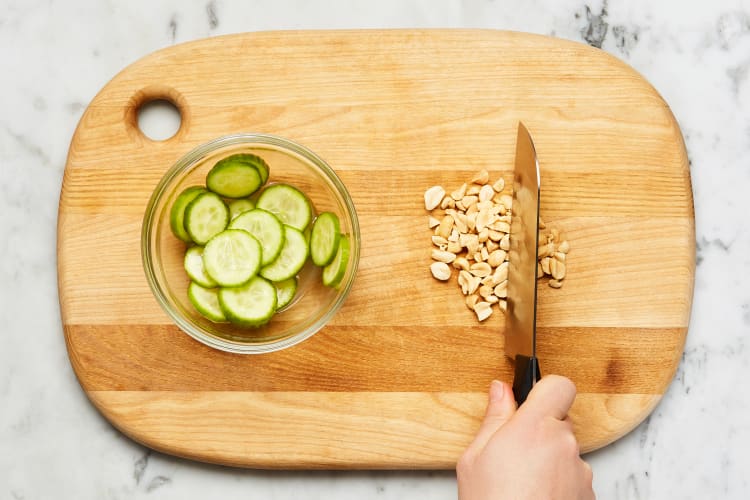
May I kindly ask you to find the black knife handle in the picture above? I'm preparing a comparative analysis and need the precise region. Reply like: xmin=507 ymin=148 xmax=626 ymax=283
xmin=512 ymin=355 xmax=541 ymax=405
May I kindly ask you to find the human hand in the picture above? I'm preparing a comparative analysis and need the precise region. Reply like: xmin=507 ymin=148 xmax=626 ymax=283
xmin=457 ymin=375 xmax=594 ymax=500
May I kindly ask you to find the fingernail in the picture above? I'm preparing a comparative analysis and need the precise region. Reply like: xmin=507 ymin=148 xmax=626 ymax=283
xmin=489 ymin=380 xmax=505 ymax=402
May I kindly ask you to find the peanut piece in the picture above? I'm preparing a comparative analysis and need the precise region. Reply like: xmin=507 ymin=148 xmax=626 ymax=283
xmin=479 ymin=184 xmax=495 ymax=202
xmin=466 ymin=294 xmax=479 ymax=310
xmin=475 ymin=209 xmax=493 ymax=232
xmin=500 ymin=234 xmax=510 ymax=251
xmin=467 ymin=275 xmax=481 ymax=294
xmin=470 ymin=169 xmax=489 ymax=185
xmin=493 ymin=261 xmax=509 ymax=283
xmin=430 ymin=262 xmax=451 ymax=281
xmin=490 ymin=221 xmax=511 ymax=234
xmin=552 ymin=261 xmax=566 ymax=280
xmin=487 ymin=249 xmax=505 ymax=267
xmin=558 ymin=240 xmax=570 ymax=254
xmin=492 ymin=177 xmax=505 ymax=192
xmin=470 ymin=262 xmax=492 ymax=278
xmin=500 ymin=194 xmax=513 ymax=212
xmin=458 ymin=270 xmax=470 ymax=294
xmin=549 ymin=279 xmax=563 ymax=289
xmin=428 ymin=216 xmax=440 ymax=229
xmin=452 ymin=212 xmax=469 ymax=233
xmin=436 ymin=215 xmax=454 ymax=239
xmin=538 ymin=243 xmax=552 ymax=259
xmin=453 ymin=257 xmax=470 ymax=271
xmin=447 ymin=240 xmax=462 ymax=254
xmin=474 ymin=301 xmax=493 ymax=321
xmin=432 ymin=249 xmax=456 ymax=264
xmin=488 ymin=230 xmax=503 ymax=242
xmin=481 ymin=275 xmax=497 ymax=287
xmin=549 ymin=257 xmax=558 ymax=278
xmin=541 ymin=257 xmax=551 ymax=275
xmin=424 ymin=186 xmax=445 ymax=211
xmin=494 ymin=280 xmax=508 ymax=298
xmin=440 ymin=196 xmax=455 ymax=209
xmin=451 ymin=183 xmax=468 ymax=201
xmin=461 ymin=195 xmax=478 ymax=209
xmin=432 ymin=235 xmax=448 ymax=247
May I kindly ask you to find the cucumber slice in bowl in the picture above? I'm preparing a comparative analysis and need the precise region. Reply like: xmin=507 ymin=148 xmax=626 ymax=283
xmin=206 ymin=155 xmax=263 ymax=198
xmin=188 ymin=282 xmax=227 ymax=323
xmin=202 ymin=229 xmax=262 ymax=287
xmin=260 ymin=225 xmax=309 ymax=282
xmin=229 ymin=208 xmax=285 ymax=266
xmin=273 ymin=277 xmax=298 ymax=311
xmin=184 ymin=246 xmax=217 ymax=288
xmin=238 ymin=153 xmax=270 ymax=184
xmin=309 ymin=212 xmax=341 ymax=266
xmin=216 ymin=153 xmax=270 ymax=185
xmin=170 ymin=186 xmax=205 ymax=242
xmin=256 ymin=183 xmax=313 ymax=231
xmin=184 ymin=192 xmax=229 ymax=245
xmin=219 ymin=276 xmax=277 ymax=327
xmin=228 ymin=198 xmax=255 ymax=220
xmin=322 ymin=234 xmax=350 ymax=288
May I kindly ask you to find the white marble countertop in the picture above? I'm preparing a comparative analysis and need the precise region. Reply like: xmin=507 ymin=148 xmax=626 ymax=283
xmin=2 ymin=0 xmax=748 ymax=498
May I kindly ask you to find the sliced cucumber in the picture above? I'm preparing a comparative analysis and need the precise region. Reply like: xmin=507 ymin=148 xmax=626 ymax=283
xmin=260 ymin=225 xmax=309 ymax=282
xmin=184 ymin=246 xmax=217 ymax=288
xmin=169 ymin=186 xmax=205 ymax=242
xmin=240 ymin=153 xmax=270 ymax=184
xmin=322 ymin=234 xmax=350 ymax=288
xmin=228 ymin=198 xmax=255 ymax=220
xmin=188 ymin=282 xmax=226 ymax=323
xmin=274 ymin=277 xmax=298 ymax=310
xmin=309 ymin=212 xmax=341 ymax=266
xmin=229 ymin=208 xmax=285 ymax=266
xmin=217 ymin=153 xmax=270 ymax=185
xmin=219 ymin=276 xmax=277 ymax=327
xmin=184 ymin=192 xmax=229 ymax=245
xmin=256 ymin=183 xmax=313 ymax=231
xmin=202 ymin=229 xmax=261 ymax=287
xmin=206 ymin=155 xmax=263 ymax=198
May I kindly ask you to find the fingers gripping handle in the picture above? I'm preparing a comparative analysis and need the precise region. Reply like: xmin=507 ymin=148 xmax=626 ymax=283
xmin=512 ymin=355 xmax=541 ymax=405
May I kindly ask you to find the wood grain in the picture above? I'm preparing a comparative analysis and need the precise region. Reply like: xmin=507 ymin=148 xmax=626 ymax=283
xmin=87 ymin=391 xmax=660 ymax=468
xmin=58 ymin=30 xmax=694 ymax=469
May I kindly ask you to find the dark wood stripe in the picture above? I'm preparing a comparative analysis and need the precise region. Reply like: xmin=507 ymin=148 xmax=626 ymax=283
xmin=67 ymin=324 xmax=685 ymax=394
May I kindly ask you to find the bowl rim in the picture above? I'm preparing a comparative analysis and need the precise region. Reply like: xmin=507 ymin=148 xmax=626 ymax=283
xmin=141 ymin=133 xmax=360 ymax=354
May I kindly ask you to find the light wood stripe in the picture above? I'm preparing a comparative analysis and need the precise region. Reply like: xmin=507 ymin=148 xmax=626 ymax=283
xmin=59 ymin=214 xmax=693 ymax=327
xmin=87 ymin=390 xmax=661 ymax=468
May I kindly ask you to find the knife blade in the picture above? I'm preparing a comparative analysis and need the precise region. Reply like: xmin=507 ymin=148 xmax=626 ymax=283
xmin=505 ymin=122 xmax=542 ymax=405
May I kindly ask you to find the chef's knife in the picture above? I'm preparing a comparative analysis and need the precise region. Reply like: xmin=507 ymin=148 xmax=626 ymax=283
xmin=505 ymin=122 xmax=542 ymax=405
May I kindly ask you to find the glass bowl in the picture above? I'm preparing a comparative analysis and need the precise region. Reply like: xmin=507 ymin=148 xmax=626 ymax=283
xmin=142 ymin=134 xmax=360 ymax=353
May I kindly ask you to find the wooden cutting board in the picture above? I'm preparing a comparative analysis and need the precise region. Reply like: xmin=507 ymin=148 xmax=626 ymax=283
xmin=57 ymin=30 xmax=694 ymax=469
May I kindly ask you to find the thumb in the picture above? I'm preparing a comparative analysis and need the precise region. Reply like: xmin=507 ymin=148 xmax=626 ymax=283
xmin=470 ymin=380 xmax=517 ymax=452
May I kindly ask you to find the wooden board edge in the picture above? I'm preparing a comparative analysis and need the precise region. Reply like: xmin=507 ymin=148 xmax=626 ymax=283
xmin=87 ymin=390 xmax=662 ymax=469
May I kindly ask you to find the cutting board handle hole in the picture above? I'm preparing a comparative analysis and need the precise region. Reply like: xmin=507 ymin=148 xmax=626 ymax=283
xmin=136 ymin=98 xmax=182 ymax=141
